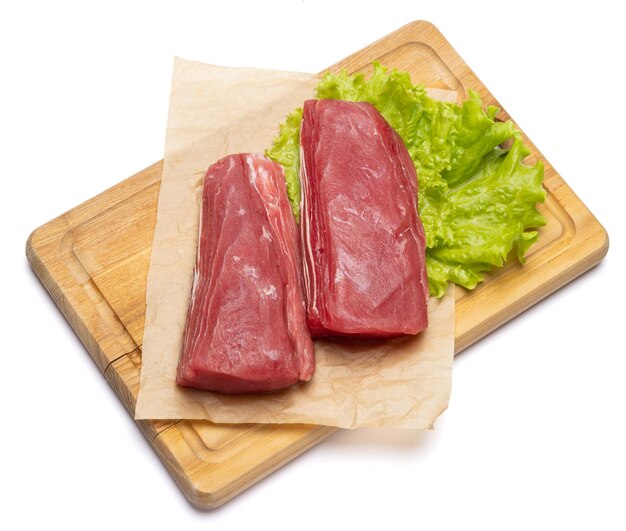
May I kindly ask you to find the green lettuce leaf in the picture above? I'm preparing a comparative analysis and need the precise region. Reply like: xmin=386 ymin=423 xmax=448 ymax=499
xmin=266 ymin=107 xmax=303 ymax=219
xmin=266 ymin=62 xmax=546 ymax=296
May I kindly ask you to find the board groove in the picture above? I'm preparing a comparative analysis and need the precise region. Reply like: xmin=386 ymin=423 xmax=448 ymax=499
xmin=27 ymin=21 xmax=608 ymax=509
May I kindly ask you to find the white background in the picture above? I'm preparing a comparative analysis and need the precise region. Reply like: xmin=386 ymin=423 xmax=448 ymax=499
xmin=2 ymin=1 xmax=625 ymax=529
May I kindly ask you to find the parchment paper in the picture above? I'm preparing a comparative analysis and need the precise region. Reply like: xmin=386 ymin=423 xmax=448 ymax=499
xmin=134 ymin=57 xmax=456 ymax=429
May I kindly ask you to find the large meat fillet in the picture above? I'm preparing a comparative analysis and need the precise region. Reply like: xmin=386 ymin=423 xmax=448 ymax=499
xmin=177 ymin=154 xmax=315 ymax=394
xmin=300 ymin=99 xmax=429 ymax=338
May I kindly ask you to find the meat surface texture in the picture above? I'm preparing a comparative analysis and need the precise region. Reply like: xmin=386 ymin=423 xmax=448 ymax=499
xmin=177 ymin=154 xmax=315 ymax=394
xmin=300 ymin=99 xmax=429 ymax=338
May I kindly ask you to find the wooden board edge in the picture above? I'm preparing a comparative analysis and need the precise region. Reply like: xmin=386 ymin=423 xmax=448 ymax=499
xmin=152 ymin=423 xmax=335 ymax=509
xmin=325 ymin=20 xmax=442 ymax=73
xmin=25 ymin=161 xmax=163 ymax=372
xmin=104 ymin=354 xmax=176 ymax=441
xmin=26 ymin=228 xmax=111 ymax=372
xmin=456 ymin=221 xmax=608 ymax=353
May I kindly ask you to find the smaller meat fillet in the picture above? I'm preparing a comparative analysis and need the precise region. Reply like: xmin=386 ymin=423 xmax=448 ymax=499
xmin=177 ymin=154 xmax=315 ymax=394
xmin=300 ymin=99 xmax=429 ymax=338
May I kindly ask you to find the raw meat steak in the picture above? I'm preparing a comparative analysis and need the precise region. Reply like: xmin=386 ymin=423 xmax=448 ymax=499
xmin=299 ymin=99 xmax=429 ymax=338
xmin=177 ymin=154 xmax=314 ymax=394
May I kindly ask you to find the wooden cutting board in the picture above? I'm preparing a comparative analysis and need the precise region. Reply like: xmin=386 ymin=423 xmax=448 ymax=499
xmin=26 ymin=21 xmax=608 ymax=509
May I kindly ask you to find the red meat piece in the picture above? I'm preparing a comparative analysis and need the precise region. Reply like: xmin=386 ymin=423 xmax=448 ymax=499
xmin=177 ymin=154 xmax=314 ymax=393
xmin=300 ymin=99 xmax=429 ymax=338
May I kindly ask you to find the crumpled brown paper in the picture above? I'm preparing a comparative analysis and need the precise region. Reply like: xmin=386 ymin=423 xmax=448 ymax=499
xmin=134 ymin=57 xmax=456 ymax=429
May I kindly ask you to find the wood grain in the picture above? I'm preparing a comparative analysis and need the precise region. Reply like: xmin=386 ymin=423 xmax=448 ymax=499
xmin=26 ymin=20 xmax=608 ymax=509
